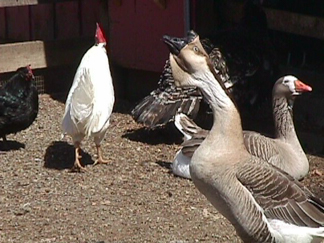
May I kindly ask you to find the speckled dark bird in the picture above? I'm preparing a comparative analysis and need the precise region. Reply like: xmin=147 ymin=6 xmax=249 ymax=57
xmin=0 ymin=65 xmax=38 ymax=141
xmin=131 ymin=0 xmax=278 ymax=129
xmin=131 ymin=37 xmax=233 ymax=129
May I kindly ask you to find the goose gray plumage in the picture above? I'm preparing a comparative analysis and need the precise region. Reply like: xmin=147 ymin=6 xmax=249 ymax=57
xmin=172 ymin=75 xmax=312 ymax=180
xmin=164 ymin=30 xmax=324 ymax=243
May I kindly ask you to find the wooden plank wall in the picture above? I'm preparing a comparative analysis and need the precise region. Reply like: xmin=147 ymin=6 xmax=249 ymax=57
xmin=0 ymin=0 xmax=105 ymax=73
xmin=0 ymin=8 xmax=5 ymax=41
xmin=108 ymin=0 xmax=187 ymax=72
xmin=6 ymin=6 xmax=31 ymax=41
xmin=30 ymin=4 xmax=54 ymax=40
xmin=0 ymin=0 xmax=103 ymax=41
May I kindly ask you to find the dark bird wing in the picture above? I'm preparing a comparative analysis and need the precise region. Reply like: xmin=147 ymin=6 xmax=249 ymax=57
xmin=0 ymin=91 xmax=21 ymax=117
xmin=131 ymin=59 xmax=202 ymax=129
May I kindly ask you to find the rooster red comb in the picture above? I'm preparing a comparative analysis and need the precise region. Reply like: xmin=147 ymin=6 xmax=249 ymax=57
xmin=95 ymin=23 xmax=106 ymax=44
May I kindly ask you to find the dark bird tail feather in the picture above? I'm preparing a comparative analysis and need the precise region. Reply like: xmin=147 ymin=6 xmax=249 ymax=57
xmin=131 ymin=90 xmax=201 ymax=129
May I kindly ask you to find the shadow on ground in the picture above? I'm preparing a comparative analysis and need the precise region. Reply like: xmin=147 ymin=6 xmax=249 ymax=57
xmin=122 ymin=125 xmax=183 ymax=145
xmin=155 ymin=160 xmax=172 ymax=170
xmin=44 ymin=141 xmax=93 ymax=170
xmin=0 ymin=140 xmax=25 ymax=151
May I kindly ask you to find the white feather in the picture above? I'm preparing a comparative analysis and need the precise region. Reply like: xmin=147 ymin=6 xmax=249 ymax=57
xmin=172 ymin=150 xmax=191 ymax=179
xmin=269 ymin=219 xmax=324 ymax=243
xmin=174 ymin=113 xmax=192 ymax=140
xmin=62 ymin=43 xmax=115 ymax=144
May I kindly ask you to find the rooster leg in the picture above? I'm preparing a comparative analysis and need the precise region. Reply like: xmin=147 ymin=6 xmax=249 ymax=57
xmin=93 ymin=145 xmax=109 ymax=165
xmin=71 ymin=142 xmax=86 ymax=172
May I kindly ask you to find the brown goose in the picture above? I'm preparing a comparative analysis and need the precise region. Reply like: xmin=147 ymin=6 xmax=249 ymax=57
xmin=172 ymin=75 xmax=312 ymax=180
xmin=164 ymin=31 xmax=324 ymax=243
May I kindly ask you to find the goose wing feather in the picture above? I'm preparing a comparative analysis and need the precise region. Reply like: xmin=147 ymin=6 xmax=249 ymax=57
xmin=181 ymin=137 xmax=205 ymax=158
xmin=243 ymin=131 xmax=280 ymax=163
xmin=236 ymin=160 xmax=324 ymax=228
xmin=175 ymin=113 xmax=209 ymax=140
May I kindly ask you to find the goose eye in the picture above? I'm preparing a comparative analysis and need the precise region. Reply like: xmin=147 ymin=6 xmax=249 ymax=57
xmin=193 ymin=46 xmax=199 ymax=52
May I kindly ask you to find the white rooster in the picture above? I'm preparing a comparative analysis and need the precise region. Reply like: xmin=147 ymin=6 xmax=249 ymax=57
xmin=62 ymin=23 xmax=115 ymax=171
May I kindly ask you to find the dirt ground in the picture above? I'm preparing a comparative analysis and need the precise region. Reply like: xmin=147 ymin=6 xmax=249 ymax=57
xmin=1 ymin=94 xmax=323 ymax=243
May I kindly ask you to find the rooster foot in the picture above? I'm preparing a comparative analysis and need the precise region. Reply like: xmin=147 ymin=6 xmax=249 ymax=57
xmin=70 ymin=156 xmax=87 ymax=172
xmin=93 ymin=145 xmax=110 ymax=166
xmin=70 ymin=145 xmax=86 ymax=172
xmin=70 ymin=163 xmax=87 ymax=173
xmin=93 ymin=158 xmax=110 ymax=166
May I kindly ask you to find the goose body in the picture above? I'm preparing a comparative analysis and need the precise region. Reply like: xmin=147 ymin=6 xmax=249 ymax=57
xmin=172 ymin=76 xmax=311 ymax=180
xmin=164 ymin=30 xmax=324 ymax=242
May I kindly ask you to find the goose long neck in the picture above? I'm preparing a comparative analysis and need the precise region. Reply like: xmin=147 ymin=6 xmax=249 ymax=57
xmin=195 ymin=71 xmax=245 ymax=149
xmin=272 ymin=95 xmax=296 ymax=140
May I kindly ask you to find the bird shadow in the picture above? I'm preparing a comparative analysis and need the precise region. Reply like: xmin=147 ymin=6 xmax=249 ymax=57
xmin=155 ymin=160 xmax=172 ymax=170
xmin=44 ymin=141 xmax=93 ymax=170
xmin=0 ymin=140 xmax=25 ymax=152
xmin=122 ymin=125 xmax=183 ymax=145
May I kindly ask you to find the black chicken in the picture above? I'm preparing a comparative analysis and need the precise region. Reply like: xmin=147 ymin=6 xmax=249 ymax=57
xmin=131 ymin=0 xmax=278 ymax=129
xmin=0 ymin=65 xmax=39 ymax=142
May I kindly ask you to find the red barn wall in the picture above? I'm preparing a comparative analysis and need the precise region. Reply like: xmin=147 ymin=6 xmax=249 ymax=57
xmin=108 ymin=0 xmax=187 ymax=73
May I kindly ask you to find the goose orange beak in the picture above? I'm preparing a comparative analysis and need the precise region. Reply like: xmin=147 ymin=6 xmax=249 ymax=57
xmin=295 ymin=80 xmax=312 ymax=93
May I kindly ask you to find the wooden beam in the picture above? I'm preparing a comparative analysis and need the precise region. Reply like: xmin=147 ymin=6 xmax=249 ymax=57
xmin=265 ymin=8 xmax=324 ymax=40
xmin=0 ymin=38 xmax=92 ymax=73
xmin=0 ymin=0 xmax=78 ymax=8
